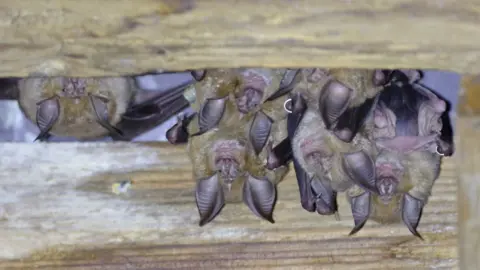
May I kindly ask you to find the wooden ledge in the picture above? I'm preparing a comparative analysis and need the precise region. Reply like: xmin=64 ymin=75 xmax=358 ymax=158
xmin=1 ymin=1 xmax=480 ymax=76
xmin=0 ymin=141 xmax=458 ymax=269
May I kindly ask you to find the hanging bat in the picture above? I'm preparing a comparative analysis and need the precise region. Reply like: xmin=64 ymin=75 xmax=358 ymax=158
xmin=344 ymin=70 xmax=454 ymax=238
xmin=287 ymin=68 xmax=387 ymax=215
xmin=177 ymin=68 xmax=294 ymax=226
xmin=17 ymin=74 xmax=194 ymax=142
xmin=166 ymin=68 xmax=300 ymax=144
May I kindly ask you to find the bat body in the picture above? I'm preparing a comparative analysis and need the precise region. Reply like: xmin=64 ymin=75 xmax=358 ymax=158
xmin=171 ymin=68 xmax=294 ymax=226
xmin=287 ymin=68 xmax=386 ymax=215
xmin=345 ymin=70 xmax=454 ymax=238
xmin=18 ymin=77 xmax=136 ymax=141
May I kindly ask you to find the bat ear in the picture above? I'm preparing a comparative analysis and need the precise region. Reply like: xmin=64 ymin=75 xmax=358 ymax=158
xmin=319 ymin=80 xmax=352 ymax=130
xmin=166 ymin=113 xmax=195 ymax=145
xmin=190 ymin=70 xmax=206 ymax=81
xmin=348 ymin=191 xmax=371 ymax=236
xmin=243 ymin=174 xmax=277 ymax=223
xmin=310 ymin=177 xmax=338 ymax=215
xmin=333 ymin=95 xmax=379 ymax=143
xmin=401 ymin=193 xmax=424 ymax=240
xmin=195 ymin=96 xmax=228 ymax=135
xmin=195 ymin=174 xmax=225 ymax=226
xmin=35 ymin=95 xmax=60 ymax=142
xmin=249 ymin=110 xmax=273 ymax=155
xmin=88 ymin=94 xmax=125 ymax=138
xmin=342 ymin=151 xmax=378 ymax=194
xmin=266 ymin=69 xmax=302 ymax=101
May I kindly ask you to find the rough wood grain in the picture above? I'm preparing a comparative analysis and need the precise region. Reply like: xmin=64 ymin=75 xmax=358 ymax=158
xmin=457 ymin=118 xmax=480 ymax=270
xmin=458 ymin=75 xmax=480 ymax=116
xmin=0 ymin=142 xmax=458 ymax=269
xmin=1 ymin=1 xmax=480 ymax=76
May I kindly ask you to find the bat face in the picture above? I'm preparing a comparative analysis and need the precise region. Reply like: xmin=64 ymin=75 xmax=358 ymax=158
xmin=18 ymin=77 xmax=134 ymax=140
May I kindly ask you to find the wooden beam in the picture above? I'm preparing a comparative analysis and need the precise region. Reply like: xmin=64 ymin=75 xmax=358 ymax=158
xmin=457 ymin=117 xmax=480 ymax=270
xmin=0 ymin=142 xmax=457 ymax=269
xmin=1 ymin=1 xmax=480 ymax=76
xmin=459 ymin=75 xmax=480 ymax=116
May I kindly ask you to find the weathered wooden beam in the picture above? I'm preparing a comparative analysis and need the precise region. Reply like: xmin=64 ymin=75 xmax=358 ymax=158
xmin=457 ymin=117 xmax=480 ymax=270
xmin=0 ymin=142 xmax=457 ymax=269
xmin=1 ymin=1 xmax=480 ymax=77
xmin=459 ymin=75 xmax=480 ymax=116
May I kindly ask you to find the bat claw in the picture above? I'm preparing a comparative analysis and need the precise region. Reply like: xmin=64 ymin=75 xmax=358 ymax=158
xmin=402 ymin=193 xmax=424 ymax=240
xmin=348 ymin=191 xmax=371 ymax=236
xmin=342 ymin=151 xmax=378 ymax=194
xmin=195 ymin=174 xmax=225 ymax=226
xmin=243 ymin=174 xmax=277 ymax=223
xmin=249 ymin=111 xmax=273 ymax=155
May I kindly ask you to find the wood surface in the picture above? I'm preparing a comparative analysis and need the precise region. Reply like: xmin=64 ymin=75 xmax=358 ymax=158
xmin=0 ymin=141 xmax=458 ymax=269
xmin=1 ymin=1 xmax=480 ymax=77
xmin=459 ymin=75 xmax=480 ymax=116
xmin=457 ymin=117 xmax=480 ymax=270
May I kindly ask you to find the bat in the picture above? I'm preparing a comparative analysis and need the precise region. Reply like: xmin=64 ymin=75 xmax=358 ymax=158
xmin=287 ymin=68 xmax=387 ymax=215
xmin=16 ymin=74 xmax=194 ymax=142
xmin=344 ymin=70 xmax=454 ymax=238
xmin=175 ymin=68 xmax=294 ymax=226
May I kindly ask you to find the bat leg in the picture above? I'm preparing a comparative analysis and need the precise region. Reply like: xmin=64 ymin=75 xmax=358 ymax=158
xmin=195 ymin=174 xmax=225 ymax=226
xmin=249 ymin=110 xmax=273 ymax=155
xmin=266 ymin=138 xmax=292 ymax=170
xmin=319 ymin=80 xmax=352 ymax=130
xmin=193 ymin=96 xmax=228 ymax=136
xmin=333 ymin=95 xmax=379 ymax=143
xmin=243 ymin=173 xmax=277 ymax=223
xmin=166 ymin=113 xmax=196 ymax=144
xmin=342 ymin=151 xmax=378 ymax=194
xmin=88 ymin=94 xmax=125 ymax=139
xmin=310 ymin=177 xmax=338 ymax=215
xmin=34 ymin=96 xmax=60 ymax=142
xmin=401 ymin=193 xmax=425 ymax=240
xmin=266 ymin=69 xmax=302 ymax=101
xmin=349 ymin=191 xmax=371 ymax=236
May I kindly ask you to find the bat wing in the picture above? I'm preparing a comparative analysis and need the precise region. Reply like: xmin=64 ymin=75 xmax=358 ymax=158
xmin=348 ymin=191 xmax=371 ymax=236
xmin=242 ymin=174 xmax=277 ymax=223
xmin=114 ymin=83 xmax=192 ymax=141
xmin=34 ymin=96 xmax=60 ymax=142
xmin=88 ymin=93 xmax=125 ymax=139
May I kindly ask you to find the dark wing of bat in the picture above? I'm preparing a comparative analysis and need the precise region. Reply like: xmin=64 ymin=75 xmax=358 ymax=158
xmin=113 ymin=82 xmax=192 ymax=141
xmin=0 ymin=78 xmax=20 ymax=100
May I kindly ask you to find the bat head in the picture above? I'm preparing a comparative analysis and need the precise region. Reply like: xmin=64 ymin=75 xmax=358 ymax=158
xmin=210 ymin=139 xmax=247 ymax=186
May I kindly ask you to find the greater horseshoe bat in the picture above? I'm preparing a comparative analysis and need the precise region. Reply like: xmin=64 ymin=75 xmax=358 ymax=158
xmin=287 ymin=68 xmax=386 ymax=215
xmin=17 ymin=76 xmax=135 ymax=141
xmin=17 ymin=74 xmax=193 ymax=142
xmin=344 ymin=70 xmax=454 ymax=238
xmin=175 ymin=68 xmax=293 ymax=225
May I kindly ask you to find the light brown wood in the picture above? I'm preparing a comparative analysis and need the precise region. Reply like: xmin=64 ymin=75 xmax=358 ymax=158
xmin=0 ymin=142 xmax=458 ymax=269
xmin=459 ymin=75 xmax=480 ymax=116
xmin=457 ymin=117 xmax=480 ymax=270
xmin=1 ymin=1 xmax=480 ymax=77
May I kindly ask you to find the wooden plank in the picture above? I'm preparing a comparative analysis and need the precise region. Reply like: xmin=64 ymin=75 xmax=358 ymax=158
xmin=459 ymin=75 xmax=480 ymax=116
xmin=457 ymin=117 xmax=480 ymax=270
xmin=0 ymin=142 xmax=458 ymax=269
xmin=1 ymin=1 xmax=480 ymax=76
